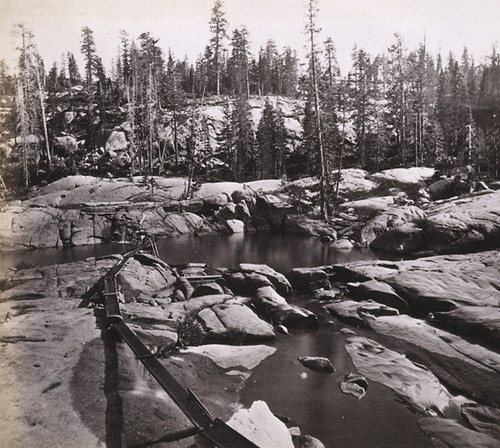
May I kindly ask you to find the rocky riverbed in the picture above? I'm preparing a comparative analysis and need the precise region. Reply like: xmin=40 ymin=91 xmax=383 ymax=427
xmin=1 ymin=167 xmax=500 ymax=447
xmin=1 ymin=245 xmax=499 ymax=447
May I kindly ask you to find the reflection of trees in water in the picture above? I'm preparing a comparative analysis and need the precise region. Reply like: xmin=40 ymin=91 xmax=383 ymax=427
xmin=158 ymin=233 xmax=376 ymax=273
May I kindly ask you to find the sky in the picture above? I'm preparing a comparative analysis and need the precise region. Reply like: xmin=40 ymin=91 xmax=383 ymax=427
xmin=1 ymin=0 xmax=500 ymax=75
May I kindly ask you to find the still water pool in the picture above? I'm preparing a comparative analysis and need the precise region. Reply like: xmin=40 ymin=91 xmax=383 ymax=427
xmin=2 ymin=234 xmax=432 ymax=447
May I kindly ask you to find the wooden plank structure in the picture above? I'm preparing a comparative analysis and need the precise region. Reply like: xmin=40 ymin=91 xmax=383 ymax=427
xmin=98 ymin=238 xmax=259 ymax=448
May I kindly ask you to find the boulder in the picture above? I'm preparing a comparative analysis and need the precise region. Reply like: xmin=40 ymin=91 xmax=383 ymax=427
xmin=212 ymin=303 xmax=276 ymax=342
xmin=428 ymin=178 xmax=456 ymax=200
xmin=224 ymin=272 xmax=274 ymax=296
xmin=253 ymin=286 xmax=318 ymax=328
xmin=11 ymin=207 xmax=61 ymax=249
xmin=336 ymin=168 xmax=378 ymax=197
xmin=298 ymin=356 xmax=335 ymax=373
xmin=347 ymin=279 xmax=409 ymax=311
xmin=254 ymin=194 xmax=295 ymax=230
xmin=330 ymin=238 xmax=354 ymax=250
xmin=345 ymin=336 xmax=452 ymax=414
xmin=340 ymin=196 xmax=396 ymax=217
xmin=324 ymin=300 xmax=399 ymax=326
xmin=284 ymin=215 xmax=337 ymax=238
xmin=341 ymin=251 xmax=500 ymax=321
xmin=370 ymin=223 xmax=424 ymax=254
xmin=239 ymin=263 xmax=292 ymax=295
xmin=70 ymin=218 xmax=96 ymax=246
xmin=225 ymin=219 xmax=245 ymax=233
xmin=105 ymin=130 xmax=128 ymax=152
xmin=286 ymin=267 xmax=331 ymax=293
xmin=423 ymin=191 xmax=500 ymax=253
xmin=313 ymin=288 xmax=340 ymax=300
xmin=30 ymin=221 xmax=61 ymax=248
xmin=360 ymin=205 xmax=426 ymax=246
xmin=202 ymin=193 xmax=230 ymax=214
xmin=161 ymin=212 xmax=209 ymax=236
xmin=232 ymin=189 xmax=255 ymax=204
xmin=227 ymin=400 xmax=294 ymax=448
xmin=117 ymin=257 xmax=176 ymax=296
xmin=177 ymin=278 xmax=194 ymax=300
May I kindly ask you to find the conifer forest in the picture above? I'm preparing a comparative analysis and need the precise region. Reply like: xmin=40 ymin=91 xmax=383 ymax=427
xmin=1 ymin=0 xmax=500 ymax=201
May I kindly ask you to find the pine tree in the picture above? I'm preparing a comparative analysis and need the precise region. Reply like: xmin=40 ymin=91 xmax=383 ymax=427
xmin=81 ymin=27 xmax=97 ymax=92
xmin=67 ymin=52 xmax=81 ymax=86
xmin=228 ymin=27 xmax=251 ymax=97
xmin=165 ymin=50 xmax=186 ymax=171
xmin=257 ymin=99 xmax=287 ymax=178
xmin=305 ymin=0 xmax=328 ymax=220
xmin=349 ymin=45 xmax=372 ymax=168
xmin=14 ymin=25 xmax=51 ymax=185
xmin=386 ymin=34 xmax=410 ymax=166
xmin=209 ymin=0 xmax=228 ymax=96
xmin=231 ymin=96 xmax=255 ymax=181
xmin=281 ymin=47 xmax=298 ymax=97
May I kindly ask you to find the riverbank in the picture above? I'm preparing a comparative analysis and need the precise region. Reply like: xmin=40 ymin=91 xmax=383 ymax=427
xmin=1 ymin=167 xmax=499 ymax=259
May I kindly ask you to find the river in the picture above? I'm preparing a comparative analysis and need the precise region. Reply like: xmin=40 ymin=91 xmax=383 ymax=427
xmin=158 ymin=234 xmax=432 ymax=448
xmin=2 ymin=234 xmax=433 ymax=447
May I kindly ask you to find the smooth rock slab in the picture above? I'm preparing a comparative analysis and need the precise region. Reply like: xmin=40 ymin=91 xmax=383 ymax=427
xmin=181 ymin=344 xmax=276 ymax=370
xmin=418 ymin=417 xmax=500 ymax=448
xmin=226 ymin=400 xmax=294 ymax=448
xmin=461 ymin=403 xmax=500 ymax=440
xmin=324 ymin=299 xmax=399 ymax=326
xmin=345 ymin=336 xmax=452 ymax=414
xmin=435 ymin=306 xmax=500 ymax=350
xmin=365 ymin=314 xmax=500 ymax=407
xmin=341 ymin=251 xmax=500 ymax=345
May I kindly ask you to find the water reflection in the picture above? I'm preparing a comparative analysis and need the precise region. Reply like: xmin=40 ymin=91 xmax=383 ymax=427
xmin=157 ymin=233 xmax=377 ymax=273
xmin=1 ymin=233 xmax=377 ymax=275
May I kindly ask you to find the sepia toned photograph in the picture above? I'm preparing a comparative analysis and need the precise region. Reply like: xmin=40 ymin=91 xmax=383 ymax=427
xmin=0 ymin=0 xmax=499 ymax=447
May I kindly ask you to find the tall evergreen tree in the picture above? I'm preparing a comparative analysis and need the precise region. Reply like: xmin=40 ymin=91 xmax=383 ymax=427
xmin=305 ymin=0 xmax=328 ymax=219
xmin=257 ymin=99 xmax=287 ymax=178
xmin=228 ymin=27 xmax=251 ymax=97
xmin=209 ymin=0 xmax=228 ymax=95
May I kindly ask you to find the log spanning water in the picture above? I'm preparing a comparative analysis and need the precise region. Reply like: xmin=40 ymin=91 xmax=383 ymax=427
xmin=94 ymin=238 xmax=259 ymax=448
